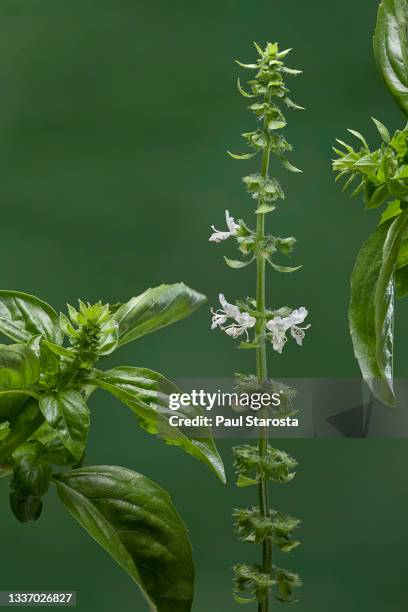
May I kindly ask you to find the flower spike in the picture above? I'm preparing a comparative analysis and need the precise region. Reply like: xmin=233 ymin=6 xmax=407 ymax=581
xmin=209 ymin=41 xmax=308 ymax=607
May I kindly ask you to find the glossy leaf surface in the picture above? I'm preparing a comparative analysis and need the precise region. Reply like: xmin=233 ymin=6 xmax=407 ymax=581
xmin=0 ymin=345 xmax=40 ymax=422
xmin=56 ymin=466 xmax=194 ymax=612
xmin=88 ymin=367 xmax=225 ymax=483
xmin=0 ymin=291 xmax=61 ymax=344
xmin=114 ymin=283 xmax=206 ymax=346
xmin=10 ymin=441 xmax=52 ymax=522
xmin=39 ymin=390 xmax=90 ymax=461
xmin=374 ymin=0 xmax=408 ymax=116
xmin=349 ymin=211 xmax=408 ymax=405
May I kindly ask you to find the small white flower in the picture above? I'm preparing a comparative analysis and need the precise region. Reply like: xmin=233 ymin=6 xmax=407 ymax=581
xmin=209 ymin=210 xmax=239 ymax=243
xmin=289 ymin=307 xmax=310 ymax=346
xmin=267 ymin=321 xmax=288 ymax=354
xmin=211 ymin=294 xmax=256 ymax=341
xmin=266 ymin=307 xmax=310 ymax=353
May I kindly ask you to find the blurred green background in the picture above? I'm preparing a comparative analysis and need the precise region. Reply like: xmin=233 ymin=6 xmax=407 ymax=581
xmin=0 ymin=0 xmax=407 ymax=610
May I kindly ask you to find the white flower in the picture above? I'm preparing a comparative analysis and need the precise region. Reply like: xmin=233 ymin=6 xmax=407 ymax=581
xmin=209 ymin=210 xmax=239 ymax=243
xmin=266 ymin=307 xmax=310 ymax=353
xmin=211 ymin=294 xmax=256 ymax=341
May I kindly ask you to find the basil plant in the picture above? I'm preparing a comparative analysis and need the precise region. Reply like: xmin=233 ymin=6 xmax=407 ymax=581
xmin=0 ymin=285 xmax=225 ymax=612
xmin=333 ymin=0 xmax=408 ymax=406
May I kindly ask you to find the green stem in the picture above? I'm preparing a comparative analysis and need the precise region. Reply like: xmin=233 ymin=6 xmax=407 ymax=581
xmin=256 ymin=111 xmax=272 ymax=612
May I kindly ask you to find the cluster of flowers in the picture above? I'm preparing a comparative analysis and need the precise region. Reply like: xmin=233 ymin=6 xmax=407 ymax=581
xmin=209 ymin=210 xmax=309 ymax=352
xmin=211 ymin=293 xmax=309 ymax=353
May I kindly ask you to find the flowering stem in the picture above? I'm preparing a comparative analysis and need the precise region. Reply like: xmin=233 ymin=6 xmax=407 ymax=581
xmin=212 ymin=42 xmax=305 ymax=607
xmin=256 ymin=109 xmax=272 ymax=612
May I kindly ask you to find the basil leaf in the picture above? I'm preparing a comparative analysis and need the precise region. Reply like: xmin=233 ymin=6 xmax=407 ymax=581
xmin=42 ymin=340 xmax=74 ymax=360
xmin=396 ymin=263 xmax=408 ymax=296
xmin=365 ymin=184 xmax=389 ymax=209
xmin=88 ymin=367 xmax=225 ymax=484
xmin=10 ymin=442 xmax=52 ymax=523
xmin=267 ymin=260 xmax=302 ymax=273
xmin=0 ymin=345 xmax=40 ymax=423
xmin=349 ymin=210 xmax=408 ymax=405
xmin=374 ymin=0 xmax=408 ymax=116
xmin=372 ymin=117 xmax=392 ymax=143
xmin=114 ymin=283 xmax=206 ymax=346
xmin=55 ymin=466 xmax=194 ymax=612
xmin=32 ymin=421 xmax=77 ymax=466
xmin=0 ymin=291 xmax=62 ymax=344
xmin=0 ymin=398 xmax=44 ymax=463
xmin=224 ymin=257 xmax=253 ymax=269
xmin=379 ymin=199 xmax=402 ymax=225
xmin=397 ymin=233 xmax=408 ymax=267
xmin=39 ymin=390 xmax=90 ymax=461
xmin=227 ymin=150 xmax=259 ymax=160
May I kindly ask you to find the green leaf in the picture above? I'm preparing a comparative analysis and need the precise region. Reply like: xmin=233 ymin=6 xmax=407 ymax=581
xmin=268 ymin=120 xmax=286 ymax=130
xmin=0 ymin=345 xmax=40 ymax=395
xmin=397 ymin=234 xmax=408 ymax=268
xmin=237 ymin=78 xmax=255 ymax=98
xmin=255 ymin=204 xmax=276 ymax=214
xmin=390 ymin=127 xmax=408 ymax=155
xmin=283 ymin=97 xmax=305 ymax=111
xmin=0 ymin=291 xmax=62 ymax=344
xmin=39 ymin=390 xmax=90 ymax=461
xmin=114 ymin=283 xmax=206 ymax=347
xmin=0 ymin=398 xmax=44 ymax=463
xmin=42 ymin=340 xmax=74 ymax=360
xmin=372 ymin=117 xmax=391 ymax=143
xmin=396 ymin=263 xmax=408 ymax=296
xmin=374 ymin=0 xmax=408 ymax=116
xmin=379 ymin=199 xmax=402 ymax=224
xmin=280 ymin=157 xmax=302 ymax=173
xmin=395 ymin=234 xmax=408 ymax=297
xmin=237 ymin=474 xmax=258 ymax=487
xmin=87 ymin=367 xmax=225 ymax=483
xmin=32 ymin=421 xmax=77 ymax=466
xmin=0 ymin=345 xmax=40 ymax=423
xmin=277 ymin=47 xmax=292 ymax=58
xmin=349 ymin=210 xmax=408 ymax=406
xmin=55 ymin=466 xmax=194 ymax=612
xmin=347 ymin=129 xmax=369 ymax=149
xmin=28 ymin=335 xmax=60 ymax=376
xmin=228 ymin=150 xmax=259 ymax=160
xmin=32 ymin=418 xmax=79 ymax=464
xmin=235 ymin=60 xmax=258 ymax=69
xmin=10 ymin=442 xmax=52 ymax=523
xmin=282 ymin=67 xmax=302 ymax=76
xmin=267 ymin=260 xmax=302 ymax=273
xmin=224 ymin=257 xmax=254 ymax=269
xmin=365 ymin=184 xmax=389 ymax=209
xmin=394 ymin=166 xmax=408 ymax=181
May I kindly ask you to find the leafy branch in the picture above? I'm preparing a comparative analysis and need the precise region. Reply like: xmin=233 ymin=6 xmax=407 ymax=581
xmin=0 ymin=285 xmax=225 ymax=611
xmin=332 ymin=0 xmax=408 ymax=406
